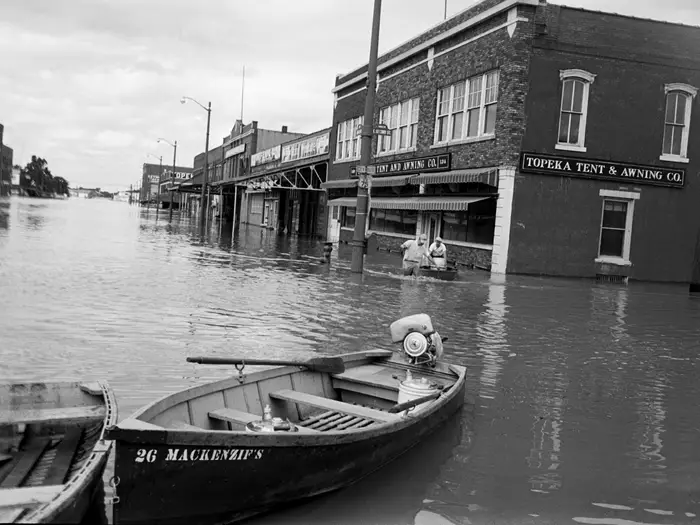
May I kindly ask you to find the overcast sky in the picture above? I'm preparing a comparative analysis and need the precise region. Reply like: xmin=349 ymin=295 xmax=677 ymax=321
xmin=1 ymin=0 xmax=697 ymax=191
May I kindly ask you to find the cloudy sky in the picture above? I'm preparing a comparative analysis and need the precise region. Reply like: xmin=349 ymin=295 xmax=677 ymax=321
xmin=1 ymin=0 xmax=697 ymax=191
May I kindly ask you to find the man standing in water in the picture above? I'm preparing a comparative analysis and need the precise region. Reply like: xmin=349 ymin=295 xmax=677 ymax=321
xmin=401 ymin=234 xmax=436 ymax=276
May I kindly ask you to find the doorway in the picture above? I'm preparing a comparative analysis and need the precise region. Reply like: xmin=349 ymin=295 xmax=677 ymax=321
xmin=425 ymin=212 xmax=440 ymax=243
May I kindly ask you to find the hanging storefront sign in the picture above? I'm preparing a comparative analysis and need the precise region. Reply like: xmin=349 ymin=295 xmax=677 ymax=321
xmin=520 ymin=152 xmax=685 ymax=188
xmin=350 ymin=153 xmax=451 ymax=178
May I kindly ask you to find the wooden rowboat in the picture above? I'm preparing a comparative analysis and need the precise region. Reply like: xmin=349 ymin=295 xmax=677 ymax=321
xmin=0 ymin=381 xmax=118 ymax=523
xmin=105 ymin=349 xmax=467 ymax=525
xmin=418 ymin=265 xmax=459 ymax=281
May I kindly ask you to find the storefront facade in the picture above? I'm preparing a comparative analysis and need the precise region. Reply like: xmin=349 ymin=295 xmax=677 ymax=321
xmin=239 ymin=129 xmax=330 ymax=238
xmin=326 ymin=0 xmax=537 ymax=270
xmin=510 ymin=4 xmax=700 ymax=283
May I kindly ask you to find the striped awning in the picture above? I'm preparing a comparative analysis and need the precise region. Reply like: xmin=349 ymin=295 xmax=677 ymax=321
xmin=370 ymin=174 xmax=415 ymax=187
xmin=321 ymin=178 xmax=356 ymax=189
xmin=328 ymin=197 xmax=358 ymax=207
xmin=411 ymin=168 xmax=499 ymax=187
xmin=370 ymin=196 xmax=493 ymax=211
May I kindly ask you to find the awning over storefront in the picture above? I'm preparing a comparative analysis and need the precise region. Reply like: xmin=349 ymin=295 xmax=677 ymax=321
xmin=321 ymin=178 xmax=356 ymax=189
xmin=370 ymin=195 xmax=493 ymax=211
xmin=370 ymin=174 xmax=415 ymax=187
xmin=411 ymin=167 xmax=499 ymax=187
xmin=328 ymin=197 xmax=358 ymax=207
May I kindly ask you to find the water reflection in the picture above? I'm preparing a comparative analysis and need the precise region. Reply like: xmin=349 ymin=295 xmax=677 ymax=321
xmin=475 ymin=278 xmax=508 ymax=400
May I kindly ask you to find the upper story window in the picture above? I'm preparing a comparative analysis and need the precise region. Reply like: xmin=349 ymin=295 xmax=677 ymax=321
xmin=335 ymin=116 xmax=363 ymax=162
xmin=434 ymin=70 xmax=499 ymax=145
xmin=378 ymin=98 xmax=420 ymax=154
xmin=556 ymin=69 xmax=596 ymax=153
xmin=660 ymin=83 xmax=697 ymax=164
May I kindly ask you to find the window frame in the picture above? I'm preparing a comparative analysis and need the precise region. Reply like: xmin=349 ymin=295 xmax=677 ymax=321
xmin=433 ymin=70 xmax=499 ymax=146
xmin=378 ymin=98 xmax=420 ymax=155
xmin=555 ymin=69 xmax=596 ymax=153
xmin=595 ymin=189 xmax=640 ymax=266
xmin=659 ymin=83 xmax=697 ymax=164
xmin=335 ymin=116 xmax=364 ymax=163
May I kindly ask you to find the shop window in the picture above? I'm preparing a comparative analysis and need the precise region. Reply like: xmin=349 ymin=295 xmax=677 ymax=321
xmin=341 ymin=206 xmax=356 ymax=229
xmin=434 ymin=70 xmax=499 ymax=145
xmin=440 ymin=199 xmax=496 ymax=245
xmin=369 ymin=209 xmax=418 ymax=235
xmin=379 ymin=98 xmax=420 ymax=153
xmin=660 ymin=83 xmax=697 ymax=163
xmin=597 ymin=190 xmax=638 ymax=264
xmin=335 ymin=116 xmax=364 ymax=162
xmin=556 ymin=69 xmax=596 ymax=153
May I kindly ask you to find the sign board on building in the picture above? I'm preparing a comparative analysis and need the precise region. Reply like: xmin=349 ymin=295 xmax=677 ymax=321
xmin=148 ymin=175 xmax=160 ymax=183
xmin=281 ymin=132 xmax=330 ymax=164
xmin=350 ymin=153 xmax=451 ymax=178
xmin=520 ymin=152 xmax=685 ymax=188
xmin=225 ymin=144 xmax=246 ymax=159
xmin=251 ymin=145 xmax=282 ymax=167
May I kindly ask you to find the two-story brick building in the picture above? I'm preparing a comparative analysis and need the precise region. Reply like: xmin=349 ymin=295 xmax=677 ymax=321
xmin=512 ymin=5 xmax=700 ymax=283
xmin=325 ymin=0 xmax=700 ymax=283
xmin=326 ymin=0 xmax=539 ymax=270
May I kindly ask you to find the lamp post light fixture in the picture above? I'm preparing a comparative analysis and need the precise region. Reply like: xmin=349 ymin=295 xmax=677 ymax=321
xmin=158 ymin=138 xmax=178 ymax=221
xmin=181 ymin=96 xmax=211 ymax=232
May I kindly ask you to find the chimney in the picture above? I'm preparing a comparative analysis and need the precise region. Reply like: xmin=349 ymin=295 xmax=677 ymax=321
xmin=282 ymin=125 xmax=288 ymax=133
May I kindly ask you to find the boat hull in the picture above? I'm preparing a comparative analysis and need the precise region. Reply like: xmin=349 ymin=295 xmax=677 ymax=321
xmin=111 ymin=380 xmax=465 ymax=525
xmin=418 ymin=267 xmax=458 ymax=281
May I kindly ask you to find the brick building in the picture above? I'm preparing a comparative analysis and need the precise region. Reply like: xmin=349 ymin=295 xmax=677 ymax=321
xmin=0 ymin=124 xmax=13 ymax=197
xmin=141 ymin=163 xmax=193 ymax=205
xmin=324 ymin=0 xmax=700 ymax=283
xmin=238 ymin=128 xmax=330 ymax=237
xmin=513 ymin=5 xmax=700 ymax=283
xmin=325 ymin=0 xmax=537 ymax=270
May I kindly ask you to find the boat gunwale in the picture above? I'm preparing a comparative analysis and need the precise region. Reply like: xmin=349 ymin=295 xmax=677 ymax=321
xmin=106 ymin=353 xmax=466 ymax=447
xmin=13 ymin=380 xmax=118 ymax=524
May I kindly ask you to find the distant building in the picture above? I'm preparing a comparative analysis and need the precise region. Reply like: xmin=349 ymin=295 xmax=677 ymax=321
xmin=140 ymin=163 xmax=194 ymax=207
xmin=0 ymin=123 xmax=13 ymax=197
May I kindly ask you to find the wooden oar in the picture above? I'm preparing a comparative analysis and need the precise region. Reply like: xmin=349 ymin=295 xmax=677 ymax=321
xmin=388 ymin=391 xmax=442 ymax=413
xmin=186 ymin=356 xmax=345 ymax=374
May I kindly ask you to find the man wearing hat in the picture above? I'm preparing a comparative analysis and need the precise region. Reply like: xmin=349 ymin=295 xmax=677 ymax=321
xmin=429 ymin=236 xmax=447 ymax=269
xmin=400 ymin=233 xmax=435 ymax=276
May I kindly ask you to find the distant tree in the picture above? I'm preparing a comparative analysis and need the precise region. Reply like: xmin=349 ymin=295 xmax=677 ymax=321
xmin=19 ymin=156 xmax=69 ymax=197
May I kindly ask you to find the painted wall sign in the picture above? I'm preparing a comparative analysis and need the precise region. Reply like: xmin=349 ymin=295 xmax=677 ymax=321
xmin=520 ymin=152 xmax=685 ymax=188
xmin=251 ymin=145 xmax=282 ymax=167
xmin=350 ymin=153 xmax=451 ymax=178
xmin=134 ymin=447 xmax=265 ymax=463
xmin=225 ymin=144 xmax=247 ymax=159
xmin=282 ymin=133 xmax=330 ymax=164
xmin=148 ymin=175 xmax=159 ymax=183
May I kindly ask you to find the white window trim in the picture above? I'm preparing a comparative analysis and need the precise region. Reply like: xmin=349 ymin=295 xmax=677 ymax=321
xmin=595 ymin=189 xmax=639 ymax=266
xmin=556 ymin=69 xmax=596 ymax=152
xmin=433 ymin=70 xmax=499 ymax=146
xmin=378 ymin=98 xmax=420 ymax=154
xmin=659 ymin=82 xmax=697 ymax=163
xmin=335 ymin=116 xmax=364 ymax=163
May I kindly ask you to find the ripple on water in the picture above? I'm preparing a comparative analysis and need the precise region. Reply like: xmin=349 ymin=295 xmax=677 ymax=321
xmin=1 ymin=198 xmax=700 ymax=524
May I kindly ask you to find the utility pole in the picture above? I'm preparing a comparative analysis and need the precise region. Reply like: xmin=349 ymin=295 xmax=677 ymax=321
xmin=129 ymin=184 xmax=133 ymax=205
xmin=200 ymin=103 xmax=212 ymax=232
xmin=156 ymin=155 xmax=163 ymax=217
xmin=350 ymin=0 xmax=382 ymax=274
xmin=169 ymin=140 xmax=177 ymax=221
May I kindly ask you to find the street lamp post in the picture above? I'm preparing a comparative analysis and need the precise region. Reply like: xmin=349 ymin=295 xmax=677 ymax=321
xmin=158 ymin=138 xmax=178 ymax=221
xmin=351 ymin=0 xmax=383 ymax=274
xmin=181 ymin=96 xmax=212 ymax=232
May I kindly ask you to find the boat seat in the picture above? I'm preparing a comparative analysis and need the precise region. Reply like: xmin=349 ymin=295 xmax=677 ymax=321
xmin=170 ymin=421 xmax=202 ymax=431
xmin=332 ymin=365 xmax=400 ymax=391
xmin=0 ymin=438 xmax=51 ymax=488
xmin=42 ymin=428 xmax=83 ymax=485
xmin=0 ymin=406 xmax=106 ymax=426
xmin=269 ymin=390 xmax=400 ymax=423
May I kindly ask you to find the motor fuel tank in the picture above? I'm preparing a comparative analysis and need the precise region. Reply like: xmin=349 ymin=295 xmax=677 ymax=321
xmin=389 ymin=313 xmax=434 ymax=343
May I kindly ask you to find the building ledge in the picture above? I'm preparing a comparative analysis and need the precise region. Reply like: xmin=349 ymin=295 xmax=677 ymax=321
xmin=430 ymin=135 xmax=495 ymax=149
xmin=376 ymin=147 xmax=418 ymax=158
xmin=595 ymin=256 xmax=632 ymax=267
xmin=659 ymin=154 xmax=689 ymax=164
xmin=555 ymin=143 xmax=587 ymax=153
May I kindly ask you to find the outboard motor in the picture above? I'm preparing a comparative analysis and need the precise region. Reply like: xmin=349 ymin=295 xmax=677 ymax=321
xmin=389 ymin=313 xmax=446 ymax=368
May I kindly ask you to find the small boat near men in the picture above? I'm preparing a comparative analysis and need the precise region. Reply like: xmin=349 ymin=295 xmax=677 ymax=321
xmin=416 ymin=265 xmax=459 ymax=281
xmin=106 ymin=314 xmax=467 ymax=525
xmin=0 ymin=381 xmax=118 ymax=523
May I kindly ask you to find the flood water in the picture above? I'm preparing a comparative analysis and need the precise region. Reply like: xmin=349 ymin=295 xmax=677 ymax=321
xmin=1 ymin=196 xmax=700 ymax=525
